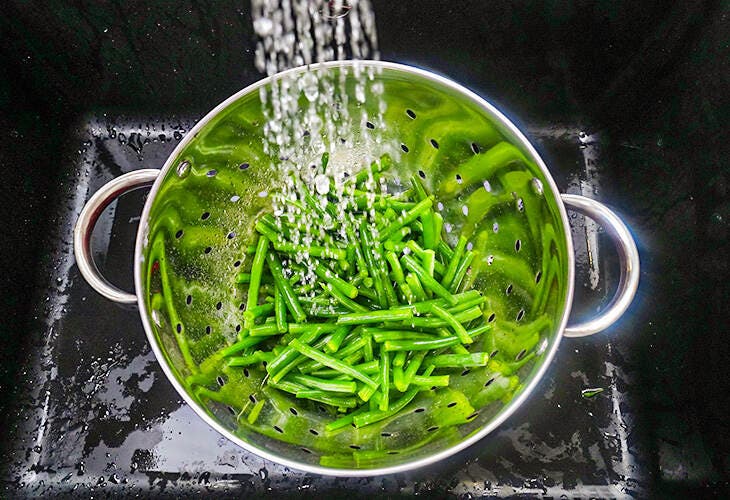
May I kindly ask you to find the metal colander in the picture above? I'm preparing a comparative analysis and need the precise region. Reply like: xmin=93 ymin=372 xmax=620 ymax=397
xmin=74 ymin=60 xmax=639 ymax=476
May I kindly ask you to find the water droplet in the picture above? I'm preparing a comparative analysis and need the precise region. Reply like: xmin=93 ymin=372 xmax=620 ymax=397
xmin=531 ymin=178 xmax=544 ymax=195
xmin=314 ymin=174 xmax=330 ymax=195
xmin=253 ymin=17 xmax=274 ymax=37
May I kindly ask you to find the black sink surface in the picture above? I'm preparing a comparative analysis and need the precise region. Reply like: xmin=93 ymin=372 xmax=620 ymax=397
xmin=1 ymin=1 xmax=727 ymax=497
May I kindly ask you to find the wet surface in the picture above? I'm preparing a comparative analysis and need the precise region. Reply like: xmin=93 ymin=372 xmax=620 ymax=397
xmin=1 ymin=0 xmax=727 ymax=497
xmin=0 ymin=116 xmax=647 ymax=497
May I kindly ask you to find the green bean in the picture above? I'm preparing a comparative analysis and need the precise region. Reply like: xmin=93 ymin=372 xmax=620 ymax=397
xmin=405 ymin=305 xmax=483 ymax=328
xmin=336 ymin=307 xmax=414 ymax=325
xmin=438 ymin=327 xmax=470 ymax=355
xmin=405 ymin=273 xmax=427 ymax=302
xmin=314 ymin=263 xmax=358 ymax=299
xmin=367 ymin=330 xmax=435 ymax=343
xmin=325 ymin=326 xmax=350 ymax=353
xmin=422 ymin=250 xmax=437 ymax=298
xmin=383 ymin=337 xmax=462 ymax=352
xmin=360 ymin=225 xmax=387 ymax=308
xmin=235 ymin=272 xmax=251 ymax=284
xmin=249 ymin=323 xmax=281 ymax=337
xmin=387 ymin=226 xmax=411 ymax=243
xmin=246 ymin=235 xmax=269 ymax=325
xmin=324 ymin=405 xmax=371 ymax=432
xmin=405 ymin=240 xmax=445 ymax=275
xmin=322 ymin=283 xmax=369 ymax=313
xmin=269 ymin=379 xmax=308 ymax=395
xmin=393 ymin=364 xmax=406 ymax=392
xmin=227 ymin=351 xmax=273 ymax=367
xmin=256 ymin=221 xmax=346 ymax=260
xmin=266 ymin=252 xmax=307 ymax=323
xmin=274 ymin=284 xmax=288 ymax=333
xmin=449 ymin=250 xmax=475 ymax=293
xmin=363 ymin=331 xmax=374 ymax=362
xmin=441 ymin=236 xmax=467 ymax=290
xmin=353 ymin=388 xmax=419 ymax=428
xmin=385 ymin=251 xmax=405 ymax=283
xmin=296 ymin=390 xmax=358 ymax=408
xmin=428 ymin=352 xmax=490 ymax=368
xmin=345 ymin=224 xmax=369 ymax=277
xmin=381 ymin=270 xmax=400 ymax=307
xmin=312 ymin=360 xmax=380 ymax=378
xmin=297 ymin=336 xmax=366 ymax=377
xmin=397 ymin=282 xmax=417 ymax=304
xmin=266 ymin=329 xmax=321 ymax=379
xmin=402 ymin=351 xmax=426 ymax=390
xmin=401 ymin=254 xmax=458 ymax=305
xmin=395 ymin=291 xmax=482 ymax=315
xmin=437 ymin=240 xmax=454 ymax=261
xmin=428 ymin=304 xmax=472 ymax=344
xmin=393 ymin=351 xmax=407 ymax=368
xmin=287 ymin=323 xmax=340 ymax=335
xmin=220 ymin=335 xmax=268 ymax=357
xmin=432 ymin=213 xmax=444 ymax=249
xmin=411 ymin=375 xmax=450 ymax=387
xmin=289 ymin=373 xmax=357 ymax=394
xmin=289 ymin=339 xmax=378 ymax=388
xmin=379 ymin=350 xmax=390 ymax=411
xmin=356 ymin=374 xmax=381 ymax=402
xmin=378 ymin=197 xmax=434 ymax=241
xmin=243 ymin=302 xmax=276 ymax=325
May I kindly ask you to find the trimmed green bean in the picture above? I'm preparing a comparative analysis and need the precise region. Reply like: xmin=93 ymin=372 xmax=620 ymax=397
xmin=289 ymin=339 xmax=378 ymax=388
xmin=378 ymin=197 xmax=434 ymax=241
xmin=314 ymin=263 xmax=358 ymax=299
xmin=429 ymin=304 xmax=472 ymax=344
xmin=401 ymin=254 xmax=458 ymax=305
xmin=441 ymin=236 xmax=467 ymax=290
xmin=325 ymin=326 xmax=350 ymax=353
xmin=405 ymin=273 xmax=427 ymax=302
xmin=274 ymin=284 xmax=288 ymax=333
xmin=266 ymin=252 xmax=307 ymax=323
xmin=402 ymin=351 xmax=426 ymax=390
xmin=404 ymin=305 xmax=483 ymax=328
xmin=246 ymin=235 xmax=269 ymax=325
xmin=379 ymin=350 xmax=390 ymax=411
xmin=336 ymin=307 xmax=414 ymax=325
xmin=449 ymin=250 xmax=475 ymax=293
xmin=289 ymin=373 xmax=357 ymax=394
xmin=249 ymin=323 xmax=281 ymax=337
xmin=295 ymin=390 xmax=357 ymax=408
xmin=411 ymin=375 xmax=450 ymax=387
xmin=322 ymin=283 xmax=369 ymax=313
xmin=353 ymin=388 xmax=419 ymax=428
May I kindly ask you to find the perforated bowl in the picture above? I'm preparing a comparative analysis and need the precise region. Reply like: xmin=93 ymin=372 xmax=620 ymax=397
xmin=74 ymin=60 xmax=639 ymax=476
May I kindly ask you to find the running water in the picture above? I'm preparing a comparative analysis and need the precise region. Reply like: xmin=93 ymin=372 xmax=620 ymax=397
xmin=250 ymin=0 xmax=392 ymax=302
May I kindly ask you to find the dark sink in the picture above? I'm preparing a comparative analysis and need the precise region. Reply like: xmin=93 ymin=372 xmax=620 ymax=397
xmin=1 ymin=1 xmax=727 ymax=497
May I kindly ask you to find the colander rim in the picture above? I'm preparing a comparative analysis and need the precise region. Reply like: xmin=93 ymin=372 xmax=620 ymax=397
xmin=133 ymin=59 xmax=575 ymax=477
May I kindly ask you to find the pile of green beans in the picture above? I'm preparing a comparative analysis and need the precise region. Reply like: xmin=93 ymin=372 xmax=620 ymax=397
xmin=229 ymin=166 xmax=491 ymax=429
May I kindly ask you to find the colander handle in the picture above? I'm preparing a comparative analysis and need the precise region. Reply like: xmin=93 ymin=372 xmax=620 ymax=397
xmin=560 ymin=194 xmax=640 ymax=337
xmin=73 ymin=169 xmax=161 ymax=304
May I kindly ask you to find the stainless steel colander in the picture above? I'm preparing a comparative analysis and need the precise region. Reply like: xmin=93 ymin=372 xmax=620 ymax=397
xmin=74 ymin=60 xmax=639 ymax=476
